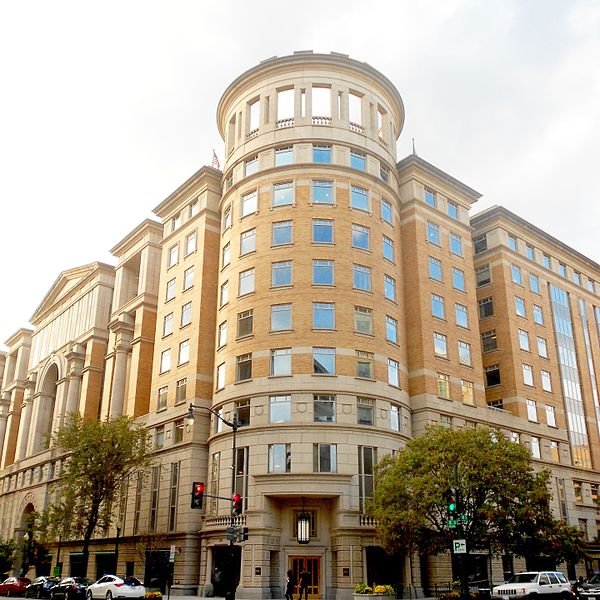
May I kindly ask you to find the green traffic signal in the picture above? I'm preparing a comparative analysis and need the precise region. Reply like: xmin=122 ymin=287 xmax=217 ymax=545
xmin=448 ymin=501 xmax=456 ymax=512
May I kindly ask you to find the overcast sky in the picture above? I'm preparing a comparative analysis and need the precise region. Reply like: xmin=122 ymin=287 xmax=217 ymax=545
xmin=1 ymin=0 xmax=599 ymax=350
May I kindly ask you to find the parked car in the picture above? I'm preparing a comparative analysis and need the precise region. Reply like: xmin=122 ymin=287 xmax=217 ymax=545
xmin=0 ymin=577 xmax=32 ymax=597
xmin=25 ymin=577 xmax=60 ymax=599
xmin=580 ymin=574 xmax=600 ymax=600
xmin=50 ymin=578 xmax=92 ymax=600
xmin=86 ymin=576 xmax=145 ymax=600
xmin=492 ymin=571 xmax=573 ymax=600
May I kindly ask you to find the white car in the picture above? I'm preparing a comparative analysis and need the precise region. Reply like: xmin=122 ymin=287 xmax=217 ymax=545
xmin=86 ymin=576 xmax=145 ymax=600
xmin=492 ymin=571 xmax=572 ymax=600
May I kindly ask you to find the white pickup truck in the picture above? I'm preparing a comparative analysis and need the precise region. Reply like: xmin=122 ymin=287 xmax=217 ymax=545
xmin=492 ymin=571 xmax=573 ymax=600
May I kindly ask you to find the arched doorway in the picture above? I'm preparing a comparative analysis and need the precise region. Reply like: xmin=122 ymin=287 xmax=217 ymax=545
xmin=32 ymin=364 xmax=59 ymax=453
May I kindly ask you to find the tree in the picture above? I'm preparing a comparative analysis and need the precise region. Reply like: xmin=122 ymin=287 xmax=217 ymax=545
xmin=367 ymin=427 xmax=587 ymax=598
xmin=0 ymin=539 xmax=15 ymax=575
xmin=37 ymin=414 xmax=154 ymax=575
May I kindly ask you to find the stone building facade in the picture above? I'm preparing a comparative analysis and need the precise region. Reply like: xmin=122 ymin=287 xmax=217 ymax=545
xmin=0 ymin=52 xmax=599 ymax=599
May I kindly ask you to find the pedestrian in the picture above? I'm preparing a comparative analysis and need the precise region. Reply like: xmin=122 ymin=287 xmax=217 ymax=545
xmin=285 ymin=569 xmax=296 ymax=600
xmin=213 ymin=566 xmax=223 ymax=597
xmin=299 ymin=570 xmax=310 ymax=600
xmin=573 ymin=576 xmax=584 ymax=599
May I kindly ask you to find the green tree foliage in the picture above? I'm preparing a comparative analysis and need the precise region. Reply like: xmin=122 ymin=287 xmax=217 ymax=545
xmin=0 ymin=539 xmax=15 ymax=575
xmin=368 ymin=426 xmax=586 ymax=564
xmin=37 ymin=414 xmax=154 ymax=574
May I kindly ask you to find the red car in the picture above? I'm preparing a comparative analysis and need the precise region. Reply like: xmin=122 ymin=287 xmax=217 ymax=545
xmin=0 ymin=577 xmax=32 ymax=597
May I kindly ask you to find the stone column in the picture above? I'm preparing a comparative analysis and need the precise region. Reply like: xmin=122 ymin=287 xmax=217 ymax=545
xmin=64 ymin=345 xmax=86 ymax=418
xmin=14 ymin=377 xmax=36 ymax=461
xmin=109 ymin=317 xmax=134 ymax=420
xmin=0 ymin=392 xmax=11 ymax=463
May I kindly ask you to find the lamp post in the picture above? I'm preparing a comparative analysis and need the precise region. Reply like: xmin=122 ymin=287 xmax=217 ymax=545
xmin=186 ymin=403 xmax=239 ymax=600
xmin=114 ymin=517 xmax=123 ymax=575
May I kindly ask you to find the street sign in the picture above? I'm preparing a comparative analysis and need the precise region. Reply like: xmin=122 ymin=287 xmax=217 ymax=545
xmin=446 ymin=518 xmax=457 ymax=528
xmin=453 ymin=539 xmax=467 ymax=554
xmin=169 ymin=545 xmax=176 ymax=563
xmin=459 ymin=514 xmax=468 ymax=523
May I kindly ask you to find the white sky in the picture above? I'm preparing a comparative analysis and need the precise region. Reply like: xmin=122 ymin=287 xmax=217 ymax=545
xmin=1 ymin=0 xmax=599 ymax=350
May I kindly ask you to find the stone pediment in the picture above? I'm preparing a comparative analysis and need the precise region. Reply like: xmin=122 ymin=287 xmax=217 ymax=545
xmin=30 ymin=262 xmax=113 ymax=324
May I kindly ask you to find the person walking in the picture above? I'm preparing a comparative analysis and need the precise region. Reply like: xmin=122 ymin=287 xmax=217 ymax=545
xmin=299 ymin=569 xmax=310 ymax=600
xmin=285 ymin=569 xmax=296 ymax=600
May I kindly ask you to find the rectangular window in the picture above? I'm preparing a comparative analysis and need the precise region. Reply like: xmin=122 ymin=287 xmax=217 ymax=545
xmin=178 ymin=339 xmax=190 ymax=365
xmin=351 ymin=185 xmax=369 ymax=211
xmin=166 ymin=278 xmax=176 ymax=302
xmin=429 ymin=256 xmax=442 ymax=281
xmin=533 ymin=304 xmax=544 ymax=324
xmin=452 ymin=267 xmax=465 ymax=291
xmin=168 ymin=244 xmax=179 ymax=268
xmin=268 ymin=443 xmax=291 ymax=473
xmin=350 ymin=150 xmax=366 ymax=170
xmin=314 ymin=394 xmax=336 ymax=423
xmin=588 ymin=279 xmax=595 ymax=293
xmin=384 ymin=274 xmax=396 ymax=301
xmin=434 ymin=332 xmax=448 ymax=358
xmin=543 ymin=253 xmax=551 ymax=269
xmin=313 ymin=347 xmax=335 ymax=375
xmin=222 ymin=241 xmax=231 ymax=267
xmin=270 ymin=348 xmax=292 ymax=376
xmin=531 ymin=436 xmax=541 ymax=459
xmin=174 ymin=419 xmax=184 ymax=443
xmin=386 ymin=315 xmax=398 ymax=343
xmin=515 ymin=296 xmax=526 ymax=317
xmin=573 ymin=271 xmax=581 ymax=285
xmin=272 ymin=220 xmax=292 ymax=246
xmin=220 ymin=281 xmax=229 ymax=307
xmin=271 ymin=303 xmax=292 ymax=331
xmin=383 ymin=236 xmax=394 ymax=261
xmin=447 ymin=200 xmax=458 ymax=219
xmin=241 ymin=190 xmax=257 ymax=217
xmin=529 ymin=273 xmax=540 ymax=294
xmin=349 ymin=91 xmax=362 ymax=125
xmin=357 ymin=397 xmax=374 ymax=425
xmin=168 ymin=462 xmax=179 ymax=532
xmin=381 ymin=199 xmax=393 ymax=224
xmin=508 ymin=234 xmax=518 ymax=251
xmin=239 ymin=268 xmax=255 ymax=295
xmin=427 ymin=221 xmax=440 ymax=245
xmin=313 ymin=218 xmax=334 ymax=243
xmin=275 ymin=146 xmax=293 ymax=166
xmin=522 ymin=363 xmax=534 ymax=386
xmin=516 ymin=329 xmax=529 ymax=352
xmin=380 ymin=165 xmax=389 ymax=182
xmin=476 ymin=264 xmax=491 ymax=287
xmin=455 ymin=303 xmax=469 ymax=328
xmin=236 ymin=353 xmax=252 ymax=382
xmin=424 ymin=188 xmax=436 ymax=207
xmin=432 ymin=293 xmax=445 ymax=319
xmin=149 ymin=466 xmax=160 ymax=533
xmin=176 ymin=378 xmax=186 ymax=404
xmin=271 ymin=261 xmax=292 ymax=287
xmin=527 ymin=399 xmax=538 ymax=421
xmin=249 ymin=98 xmax=260 ymax=132
xmin=559 ymin=262 xmax=567 ymax=277
xmin=163 ymin=313 xmax=173 ymax=337
xmin=390 ymin=404 xmax=400 ymax=431
xmin=437 ymin=372 xmax=450 ymax=399
xmin=160 ymin=349 xmax=171 ymax=373
xmin=157 ymin=386 xmax=168 ymax=410
xmin=511 ymin=264 xmax=522 ymax=285
xmin=270 ymin=395 xmax=291 ymax=423
xmin=458 ymin=341 xmax=471 ymax=365
xmin=216 ymin=363 xmax=225 ymax=390
xmin=313 ymin=443 xmax=337 ymax=473
xmin=222 ymin=205 xmax=232 ymax=231
xmin=450 ymin=233 xmax=463 ymax=256
xmin=537 ymin=336 xmax=548 ymax=358
xmin=352 ymin=223 xmax=370 ymax=249
xmin=313 ymin=259 xmax=334 ymax=286
xmin=313 ymin=302 xmax=335 ymax=329
xmin=526 ymin=243 xmax=535 ymax=260
xmin=183 ymin=266 xmax=194 ymax=291
xmin=312 ymin=180 xmax=334 ymax=204
xmin=461 ymin=380 xmax=474 ymax=405
xmin=481 ymin=329 xmax=497 ymax=352
xmin=244 ymin=155 xmax=258 ymax=176
xmin=185 ymin=231 xmax=197 ymax=255
xmin=181 ymin=301 xmax=192 ymax=327
xmin=358 ymin=445 xmax=375 ymax=512
xmin=550 ymin=441 xmax=559 ymax=461
xmin=485 ymin=364 xmax=501 ymax=387
xmin=354 ymin=306 xmax=373 ymax=334
xmin=313 ymin=144 xmax=331 ymax=163
xmin=388 ymin=359 xmax=400 ymax=387
xmin=353 ymin=264 xmax=372 ymax=291
xmin=237 ymin=309 xmax=253 ymax=338
xmin=171 ymin=213 xmax=181 ymax=232
xmin=356 ymin=350 xmax=374 ymax=379
xmin=545 ymin=404 xmax=556 ymax=427
xmin=240 ymin=228 xmax=256 ymax=255
xmin=541 ymin=370 xmax=552 ymax=392
xmin=273 ymin=181 xmax=293 ymax=207
xmin=473 ymin=233 xmax=487 ymax=254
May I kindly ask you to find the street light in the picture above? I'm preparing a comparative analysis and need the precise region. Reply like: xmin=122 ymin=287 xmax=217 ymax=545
xmin=114 ymin=517 xmax=123 ymax=575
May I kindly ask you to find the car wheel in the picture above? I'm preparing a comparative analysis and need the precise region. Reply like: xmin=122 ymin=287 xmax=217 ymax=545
xmin=106 ymin=592 xmax=112 ymax=600
xmin=86 ymin=592 xmax=93 ymax=600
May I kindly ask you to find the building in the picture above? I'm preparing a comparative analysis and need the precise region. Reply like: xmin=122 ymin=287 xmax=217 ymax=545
xmin=1 ymin=51 xmax=599 ymax=599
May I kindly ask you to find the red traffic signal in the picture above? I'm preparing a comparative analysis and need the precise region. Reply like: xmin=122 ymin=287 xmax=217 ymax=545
xmin=191 ymin=482 xmax=205 ymax=509
xmin=232 ymin=493 xmax=243 ymax=515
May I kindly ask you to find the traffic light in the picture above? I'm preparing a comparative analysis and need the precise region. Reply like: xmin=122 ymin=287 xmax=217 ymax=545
xmin=232 ymin=493 xmax=242 ymax=515
xmin=447 ymin=488 xmax=457 ymax=515
xmin=191 ymin=481 xmax=204 ymax=509
xmin=240 ymin=527 xmax=249 ymax=542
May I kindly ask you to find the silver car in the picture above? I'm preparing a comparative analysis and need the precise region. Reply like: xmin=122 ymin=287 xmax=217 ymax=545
xmin=86 ymin=576 xmax=145 ymax=600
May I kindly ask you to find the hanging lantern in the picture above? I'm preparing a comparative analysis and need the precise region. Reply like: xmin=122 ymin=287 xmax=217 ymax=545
xmin=297 ymin=512 xmax=310 ymax=544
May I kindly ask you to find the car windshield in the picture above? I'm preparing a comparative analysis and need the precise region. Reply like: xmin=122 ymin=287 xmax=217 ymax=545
xmin=588 ymin=575 xmax=600 ymax=585
xmin=123 ymin=578 xmax=142 ymax=587
xmin=508 ymin=574 xmax=538 ymax=583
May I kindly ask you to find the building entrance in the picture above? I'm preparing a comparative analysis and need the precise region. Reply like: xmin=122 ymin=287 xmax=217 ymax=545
xmin=290 ymin=556 xmax=320 ymax=599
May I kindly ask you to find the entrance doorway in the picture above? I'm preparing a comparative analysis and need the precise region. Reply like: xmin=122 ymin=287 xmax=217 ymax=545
xmin=290 ymin=556 xmax=320 ymax=599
